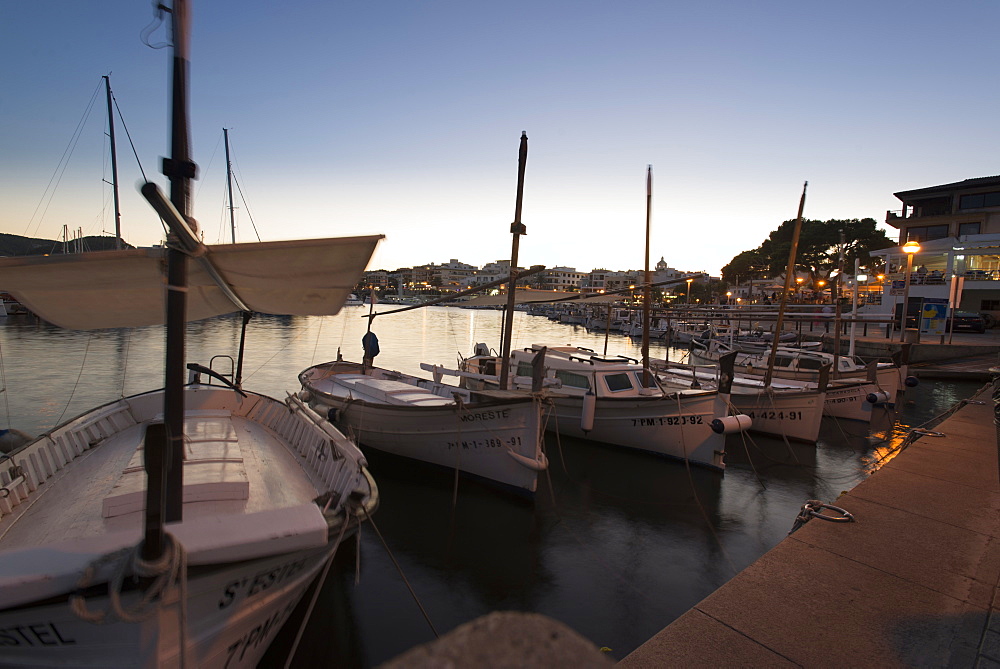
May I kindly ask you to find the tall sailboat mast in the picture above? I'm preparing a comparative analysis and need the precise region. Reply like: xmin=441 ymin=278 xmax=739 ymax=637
xmin=162 ymin=0 xmax=196 ymax=544
xmin=641 ymin=165 xmax=652 ymax=385
xmin=764 ymin=181 xmax=807 ymax=388
xmin=103 ymin=75 xmax=122 ymax=250
xmin=499 ymin=131 xmax=528 ymax=389
xmin=224 ymin=127 xmax=236 ymax=243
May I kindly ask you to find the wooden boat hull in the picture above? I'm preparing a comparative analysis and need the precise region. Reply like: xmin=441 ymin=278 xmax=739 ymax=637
xmin=0 ymin=385 xmax=377 ymax=667
xmin=300 ymin=363 xmax=547 ymax=494
xmin=0 ymin=542 xmax=335 ymax=667
xmin=544 ymin=392 xmax=727 ymax=470
xmin=726 ymin=389 xmax=825 ymax=443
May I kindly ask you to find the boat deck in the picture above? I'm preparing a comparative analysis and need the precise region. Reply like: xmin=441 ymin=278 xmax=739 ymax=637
xmin=0 ymin=402 xmax=322 ymax=551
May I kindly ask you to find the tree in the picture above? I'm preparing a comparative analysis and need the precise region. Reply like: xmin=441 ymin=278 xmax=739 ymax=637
xmin=721 ymin=218 xmax=894 ymax=288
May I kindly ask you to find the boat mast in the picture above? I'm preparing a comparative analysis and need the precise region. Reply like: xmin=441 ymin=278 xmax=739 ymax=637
xmin=103 ymin=75 xmax=122 ymax=250
xmin=224 ymin=127 xmax=236 ymax=243
xmin=158 ymin=0 xmax=196 ymax=552
xmin=499 ymin=131 xmax=528 ymax=389
xmin=832 ymin=228 xmax=845 ymax=371
xmin=763 ymin=181 xmax=807 ymax=388
xmin=641 ymin=165 xmax=652 ymax=385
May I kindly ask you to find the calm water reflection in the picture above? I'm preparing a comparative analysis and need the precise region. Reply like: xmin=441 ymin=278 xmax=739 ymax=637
xmin=0 ymin=308 xmax=984 ymax=666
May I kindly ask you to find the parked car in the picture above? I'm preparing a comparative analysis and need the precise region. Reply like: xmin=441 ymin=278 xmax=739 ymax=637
xmin=950 ymin=311 xmax=987 ymax=333
xmin=892 ymin=305 xmax=987 ymax=333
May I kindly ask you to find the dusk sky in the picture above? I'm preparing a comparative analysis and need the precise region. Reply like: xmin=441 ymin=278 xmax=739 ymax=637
xmin=2 ymin=1 xmax=997 ymax=276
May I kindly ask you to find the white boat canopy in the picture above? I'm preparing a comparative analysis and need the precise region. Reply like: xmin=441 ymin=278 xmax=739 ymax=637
xmin=0 ymin=235 xmax=383 ymax=330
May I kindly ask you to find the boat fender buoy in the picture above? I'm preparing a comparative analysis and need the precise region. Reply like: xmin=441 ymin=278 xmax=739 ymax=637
xmin=327 ymin=408 xmax=340 ymax=423
xmin=866 ymin=390 xmax=891 ymax=405
xmin=904 ymin=376 xmax=919 ymax=387
xmin=298 ymin=390 xmax=311 ymax=403
xmin=580 ymin=391 xmax=596 ymax=432
xmin=711 ymin=414 xmax=752 ymax=434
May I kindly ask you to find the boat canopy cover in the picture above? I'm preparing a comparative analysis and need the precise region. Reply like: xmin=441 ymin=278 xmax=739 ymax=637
xmin=0 ymin=235 xmax=383 ymax=330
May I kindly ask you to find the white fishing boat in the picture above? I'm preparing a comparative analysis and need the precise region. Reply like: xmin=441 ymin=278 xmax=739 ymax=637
xmin=0 ymin=2 xmax=382 ymax=665
xmin=690 ymin=337 xmax=906 ymax=405
xmin=456 ymin=344 xmax=748 ymax=470
xmin=298 ymin=359 xmax=547 ymax=495
xmin=344 ymin=293 xmax=364 ymax=306
xmin=625 ymin=314 xmax=670 ymax=338
xmin=653 ymin=359 xmax=826 ymax=443
xmin=668 ymin=320 xmax=712 ymax=344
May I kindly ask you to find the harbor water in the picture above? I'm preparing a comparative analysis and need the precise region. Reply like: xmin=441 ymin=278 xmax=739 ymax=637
xmin=0 ymin=307 xmax=984 ymax=666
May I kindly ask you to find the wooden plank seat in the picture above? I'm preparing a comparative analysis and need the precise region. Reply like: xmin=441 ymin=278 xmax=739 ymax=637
xmin=102 ymin=411 xmax=249 ymax=518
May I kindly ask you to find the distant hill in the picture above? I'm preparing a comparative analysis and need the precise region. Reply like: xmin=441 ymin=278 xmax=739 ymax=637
xmin=0 ymin=233 xmax=134 ymax=257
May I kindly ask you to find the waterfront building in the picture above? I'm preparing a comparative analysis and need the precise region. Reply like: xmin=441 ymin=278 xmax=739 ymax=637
xmin=528 ymin=266 xmax=585 ymax=291
xmin=871 ymin=175 xmax=1000 ymax=323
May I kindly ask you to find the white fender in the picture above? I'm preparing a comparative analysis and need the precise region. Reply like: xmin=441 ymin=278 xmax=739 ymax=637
xmin=866 ymin=390 xmax=891 ymax=405
xmin=580 ymin=391 xmax=596 ymax=432
xmin=711 ymin=414 xmax=752 ymax=434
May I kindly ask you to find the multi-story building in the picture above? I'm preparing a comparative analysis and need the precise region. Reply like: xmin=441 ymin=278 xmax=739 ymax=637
xmin=361 ymin=269 xmax=390 ymax=290
xmin=425 ymin=259 xmax=477 ymax=291
xmin=872 ymin=175 xmax=1000 ymax=322
xmin=580 ymin=268 xmax=609 ymax=294
xmin=528 ymin=266 xmax=585 ymax=291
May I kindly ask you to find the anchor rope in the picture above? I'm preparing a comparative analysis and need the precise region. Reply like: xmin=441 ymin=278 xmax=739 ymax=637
xmin=70 ymin=533 xmax=189 ymax=666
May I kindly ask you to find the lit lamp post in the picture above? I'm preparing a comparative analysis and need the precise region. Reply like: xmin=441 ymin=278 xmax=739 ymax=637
xmin=898 ymin=240 xmax=921 ymax=341
xmin=795 ymin=277 xmax=803 ymax=302
xmin=725 ymin=290 xmax=732 ymax=305
xmin=686 ymin=278 xmax=693 ymax=304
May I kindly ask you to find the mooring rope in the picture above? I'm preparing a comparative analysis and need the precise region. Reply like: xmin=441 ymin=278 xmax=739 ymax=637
xmin=283 ymin=507 xmax=353 ymax=669
xmin=362 ymin=507 xmax=439 ymax=638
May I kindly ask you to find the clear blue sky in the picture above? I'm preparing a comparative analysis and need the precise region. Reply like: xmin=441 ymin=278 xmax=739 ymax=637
xmin=2 ymin=1 xmax=998 ymax=276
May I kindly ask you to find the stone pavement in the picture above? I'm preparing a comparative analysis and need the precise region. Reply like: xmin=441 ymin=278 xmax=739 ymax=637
xmin=619 ymin=385 xmax=1000 ymax=668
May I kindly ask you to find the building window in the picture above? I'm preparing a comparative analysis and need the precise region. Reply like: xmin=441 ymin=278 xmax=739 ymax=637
xmin=981 ymin=300 xmax=1000 ymax=311
xmin=958 ymin=222 xmax=981 ymax=236
xmin=959 ymin=192 xmax=1000 ymax=210
xmin=905 ymin=225 xmax=950 ymax=242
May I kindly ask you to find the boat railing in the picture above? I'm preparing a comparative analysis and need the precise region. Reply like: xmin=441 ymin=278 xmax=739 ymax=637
xmin=419 ymin=363 xmax=562 ymax=389
xmin=0 ymin=401 xmax=138 ymax=520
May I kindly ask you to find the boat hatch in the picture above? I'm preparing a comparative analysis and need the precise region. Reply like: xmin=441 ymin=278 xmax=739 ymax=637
xmin=102 ymin=411 xmax=249 ymax=518
xmin=335 ymin=376 xmax=453 ymax=407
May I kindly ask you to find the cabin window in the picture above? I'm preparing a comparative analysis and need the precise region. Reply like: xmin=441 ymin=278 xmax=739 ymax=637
xmin=774 ymin=356 xmax=794 ymax=367
xmin=633 ymin=371 xmax=657 ymax=388
xmin=603 ymin=373 xmax=634 ymax=392
xmin=516 ymin=362 xmax=533 ymax=377
xmin=555 ymin=370 xmax=590 ymax=390
xmin=796 ymin=358 xmax=825 ymax=370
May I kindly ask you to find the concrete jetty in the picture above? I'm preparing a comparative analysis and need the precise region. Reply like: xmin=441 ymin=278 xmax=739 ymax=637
xmin=619 ymin=384 xmax=999 ymax=667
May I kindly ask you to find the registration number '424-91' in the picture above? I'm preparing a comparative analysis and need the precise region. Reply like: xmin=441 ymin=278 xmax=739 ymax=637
xmin=745 ymin=410 xmax=803 ymax=421
xmin=632 ymin=415 xmax=704 ymax=427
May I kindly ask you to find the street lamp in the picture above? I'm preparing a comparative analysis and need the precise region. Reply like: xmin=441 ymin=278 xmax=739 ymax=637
xmin=795 ymin=277 xmax=804 ymax=302
xmin=686 ymin=278 xmax=694 ymax=304
xmin=898 ymin=240 xmax=921 ymax=341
